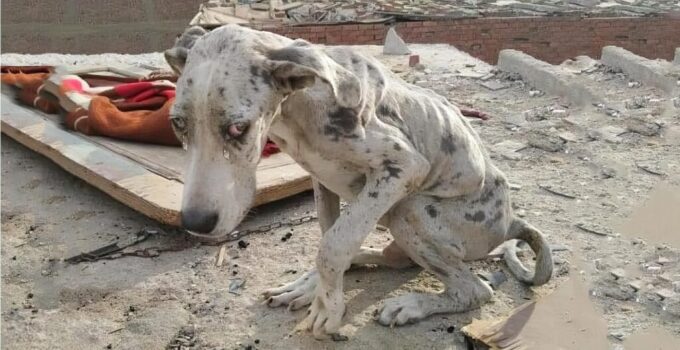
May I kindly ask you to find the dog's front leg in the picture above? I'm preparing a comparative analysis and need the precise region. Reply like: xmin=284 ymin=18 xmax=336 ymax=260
xmin=303 ymin=154 xmax=430 ymax=339
xmin=313 ymin=179 xmax=340 ymax=233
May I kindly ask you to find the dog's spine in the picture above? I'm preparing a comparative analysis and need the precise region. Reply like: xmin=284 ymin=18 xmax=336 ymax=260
xmin=503 ymin=218 xmax=553 ymax=286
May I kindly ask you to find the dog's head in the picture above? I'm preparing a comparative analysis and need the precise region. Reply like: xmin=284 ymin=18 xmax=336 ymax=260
xmin=166 ymin=25 xmax=361 ymax=237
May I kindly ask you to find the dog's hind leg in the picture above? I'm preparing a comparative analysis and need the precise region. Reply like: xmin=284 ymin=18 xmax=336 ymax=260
xmin=376 ymin=196 xmax=493 ymax=326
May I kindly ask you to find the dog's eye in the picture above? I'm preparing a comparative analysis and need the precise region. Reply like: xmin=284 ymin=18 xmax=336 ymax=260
xmin=224 ymin=122 xmax=249 ymax=139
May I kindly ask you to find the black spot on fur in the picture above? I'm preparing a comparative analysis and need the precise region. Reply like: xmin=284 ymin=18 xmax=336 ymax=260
xmin=453 ymin=172 xmax=462 ymax=180
xmin=393 ymin=143 xmax=402 ymax=151
xmin=377 ymin=78 xmax=385 ymax=86
xmin=425 ymin=205 xmax=439 ymax=218
xmin=224 ymin=71 xmax=229 ymax=76
xmin=250 ymin=78 xmax=260 ymax=92
xmin=494 ymin=178 xmax=504 ymax=187
xmin=351 ymin=57 xmax=360 ymax=65
xmin=250 ymin=65 xmax=273 ymax=87
xmin=324 ymin=107 xmax=359 ymax=141
xmin=485 ymin=211 xmax=504 ymax=229
xmin=368 ymin=191 xmax=379 ymax=198
xmin=382 ymin=159 xmax=402 ymax=180
xmin=441 ymin=133 xmax=456 ymax=154
xmin=367 ymin=64 xmax=376 ymax=71
xmin=377 ymin=104 xmax=399 ymax=119
xmin=245 ymin=99 xmax=253 ymax=107
xmin=465 ymin=211 xmax=486 ymax=222
xmin=494 ymin=199 xmax=503 ymax=208
xmin=187 ymin=78 xmax=193 ymax=85
xmin=218 ymin=87 xmax=225 ymax=97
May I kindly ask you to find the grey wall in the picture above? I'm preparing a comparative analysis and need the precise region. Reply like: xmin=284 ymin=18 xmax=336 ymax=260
xmin=1 ymin=0 xmax=203 ymax=54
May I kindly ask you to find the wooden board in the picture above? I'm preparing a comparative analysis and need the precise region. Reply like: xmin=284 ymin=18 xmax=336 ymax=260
xmin=1 ymin=94 xmax=312 ymax=226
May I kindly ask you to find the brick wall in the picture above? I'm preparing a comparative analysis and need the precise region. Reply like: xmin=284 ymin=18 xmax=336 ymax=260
xmin=255 ymin=16 xmax=680 ymax=64
xmin=2 ymin=0 xmax=679 ymax=65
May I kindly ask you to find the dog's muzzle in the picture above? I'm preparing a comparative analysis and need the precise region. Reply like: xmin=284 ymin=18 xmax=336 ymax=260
xmin=181 ymin=209 xmax=219 ymax=234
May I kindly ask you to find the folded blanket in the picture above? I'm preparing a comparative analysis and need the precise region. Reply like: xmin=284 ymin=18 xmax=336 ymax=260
xmin=1 ymin=70 xmax=60 ymax=114
xmin=65 ymin=96 xmax=181 ymax=146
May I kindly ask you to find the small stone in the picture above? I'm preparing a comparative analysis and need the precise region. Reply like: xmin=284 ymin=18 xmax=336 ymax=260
xmin=558 ymin=132 xmax=579 ymax=143
xmin=509 ymin=183 xmax=522 ymax=191
xmin=552 ymin=109 xmax=567 ymax=116
xmin=409 ymin=55 xmax=421 ymax=67
xmin=628 ymin=280 xmax=644 ymax=291
xmin=647 ymin=266 xmax=662 ymax=273
xmin=658 ymin=274 xmax=673 ymax=283
xmin=447 ymin=326 xmax=455 ymax=333
xmin=528 ymin=131 xmax=566 ymax=152
xmin=657 ymin=257 xmax=672 ymax=265
xmin=481 ymin=80 xmax=508 ymax=91
xmin=529 ymin=90 xmax=543 ymax=97
xmin=655 ymin=288 xmax=676 ymax=299
xmin=610 ymin=268 xmax=626 ymax=279
xmin=515 ymin=209 xmax=527 ymax=217
xmin=237 ymin=240 xmax=249 ymax=249
xmin=632 ymin=238 xmax=646 ymax=245
xmin=628 ymin=81 xmax=641 ymax=88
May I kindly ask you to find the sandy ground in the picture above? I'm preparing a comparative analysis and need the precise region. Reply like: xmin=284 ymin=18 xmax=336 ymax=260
xmin=2 ymin=44 xmax=680 ymax=350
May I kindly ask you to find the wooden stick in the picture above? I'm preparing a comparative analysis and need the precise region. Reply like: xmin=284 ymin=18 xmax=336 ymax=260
xmin=215 ymin=244 xmax=227 ymax=267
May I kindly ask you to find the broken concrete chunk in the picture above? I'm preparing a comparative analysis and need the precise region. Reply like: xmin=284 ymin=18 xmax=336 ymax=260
xmin=383 ymin=27 xmax=410 ymax=55
xmin=558 ymin=131 xmax=579 ymax=142
xmin=610 ymin=268 xmax=627 ymax=279
xmin=528 ymin=131 xmax=566 ymax=152
xmin=587 ymin=126 xmax=625 ymax=143
xmin=655 ymin=288 xmax=676 ymax=299
xmin=626 ymin=117 xmax=661 ymax=136
xmin=480 ymin=80 xmax=508 ymax=91
xmin=628 ymin=280 xmax=644 ymax=291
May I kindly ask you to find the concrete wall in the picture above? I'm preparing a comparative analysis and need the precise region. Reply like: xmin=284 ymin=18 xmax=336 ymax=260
xmin=2 ymin=1 xmax=679 ymax=65
xmin=1 ymin=0 xmax=203 ymax=54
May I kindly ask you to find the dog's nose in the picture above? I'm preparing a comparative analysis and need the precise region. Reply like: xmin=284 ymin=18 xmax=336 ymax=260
xmin=181 ymin=209 xmax=219 ymax=233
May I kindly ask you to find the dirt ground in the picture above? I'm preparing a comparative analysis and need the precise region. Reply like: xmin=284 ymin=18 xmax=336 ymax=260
xmin=2 ymin=45 xmax=679 ymax=350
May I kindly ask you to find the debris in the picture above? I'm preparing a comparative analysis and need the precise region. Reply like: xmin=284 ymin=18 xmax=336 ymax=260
xmin=610 ymin=268 xmax=626 ymax=279
xmin=281 ymin=232 xmax=293 ymax=242
xmin=492 ymin=140 xmax=526 ymax=160
xmin=628 ymin=81 xmax=641 ymax=88
xmin=628 ymin=280 xmax=644 ymax=291
xmin=557 ymin=131 xmax=578 ymax=142
xmin=603 ymin=285 xmax=635 ymax=301
xmin=447 ymin=326 xmax=455 ymax=333
xmin=408 ymin=55 xmax=420 ymax=67
xmin=237 ymin=240 xmax=249 ymax=249
xmin=657 ymin=257 xmax=672 ymax=265
xmin=480 ymin=80 xmax=508 ymax=91
xmin=626 ymin=117 xmax=661 ymax=136
xmin=587 ymin=126 xmax=625 ymax=143
xmin=383 ymin=27 xmax=410 ymax=55
xmin=215 ymin=244 xmax=227 ymax=267
xmin=515 ymin=209 xmax=527 ymax=217
xmin=509 ymin=183 xmax=522 ymax=191
xmin=635 ymin=162 xmax=666 ymax=177
xmin=539 ymin=184 xmax=577 ymax=199
xmin=624 ymin=95 xmax=649 ymax=109
xmin=575 ymin=222 xmax=612 ymax=237
xmin=228 ymin=278 xmax=246 ymax=295
xmin=528 ymin=132 xmax=566 ymax=152
xmin=655 ymin=288 xmax=676 ymax=300
xmin=529 ymin=90 xmax=543 ymax=97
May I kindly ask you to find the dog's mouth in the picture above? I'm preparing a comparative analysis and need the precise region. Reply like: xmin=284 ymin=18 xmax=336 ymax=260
xmin=184 ymin=229 xmax=235 ymax=242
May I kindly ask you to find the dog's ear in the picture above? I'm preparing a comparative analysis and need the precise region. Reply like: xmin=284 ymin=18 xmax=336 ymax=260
xmin=164 ymin=26 xmax=208 ymax=75
xmin=264 ymin=44 xmax=362 ymax=108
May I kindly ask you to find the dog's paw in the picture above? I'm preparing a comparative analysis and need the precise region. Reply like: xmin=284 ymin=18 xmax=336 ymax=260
xmin=376 ymin=294 xmax=427 ymax=327
xmin=263 ymin=270 xmax=318 ymax=310
xmin=302 ymin=287 xmax=345 ymax=340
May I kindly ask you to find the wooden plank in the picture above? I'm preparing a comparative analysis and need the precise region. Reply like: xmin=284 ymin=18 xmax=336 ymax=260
xmin=1 ymin=94 xmax=183 ymax=225
xmin=1 ymin=95 xmax=312 ymax=226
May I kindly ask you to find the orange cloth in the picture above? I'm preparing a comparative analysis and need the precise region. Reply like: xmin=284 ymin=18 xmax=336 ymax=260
xmin=1 ymin=71 xmax=60 ymax=114
xmin=65 ymin=96 xmax=181 ymax=146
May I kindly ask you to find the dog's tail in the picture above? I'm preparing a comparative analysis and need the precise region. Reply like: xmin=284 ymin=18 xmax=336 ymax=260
xmin=503 ymin=217 xmax=553 ymax=286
